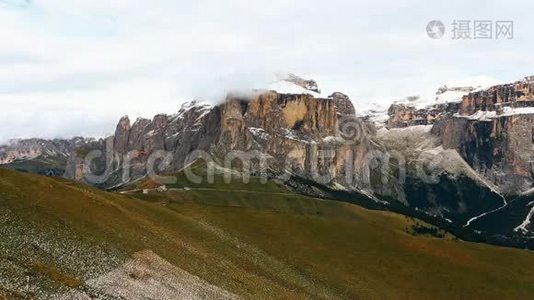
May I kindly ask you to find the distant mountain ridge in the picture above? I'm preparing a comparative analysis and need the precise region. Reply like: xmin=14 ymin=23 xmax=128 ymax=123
xmin=0 ymin=137 xmax=94 ymax=176
xmin=0 ymin=137 xmax=93 ymax=164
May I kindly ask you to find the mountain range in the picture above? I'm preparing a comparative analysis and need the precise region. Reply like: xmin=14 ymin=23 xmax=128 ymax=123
xmin=2 ymin=74 xmax=534 ymax=249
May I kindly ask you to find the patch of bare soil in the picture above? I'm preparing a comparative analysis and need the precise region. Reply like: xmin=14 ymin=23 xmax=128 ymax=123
xmin=56 ymin=250 xmax=238 ymax=300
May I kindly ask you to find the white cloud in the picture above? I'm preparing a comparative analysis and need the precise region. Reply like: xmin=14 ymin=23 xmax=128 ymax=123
xmin=1 ymin=0 xmax=534 ymax=143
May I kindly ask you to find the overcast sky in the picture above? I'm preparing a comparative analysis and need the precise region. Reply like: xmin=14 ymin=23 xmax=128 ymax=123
xmin=1 ymin=0 xmax=533 ymax=142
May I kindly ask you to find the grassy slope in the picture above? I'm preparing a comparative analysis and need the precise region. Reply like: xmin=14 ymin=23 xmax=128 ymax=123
xmin=1 ymin=168 xmax=534 ymax=299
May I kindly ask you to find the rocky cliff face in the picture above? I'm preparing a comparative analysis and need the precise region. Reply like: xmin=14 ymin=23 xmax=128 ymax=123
xmin=378 ymin=125 xmax=505 ymax=227
xmin=379 ymin=76 xmax=534 ymax=243
xmin=439 ymin=115 xmax=534 ymax=240
xmin=385 ymin=83 xmax=483 ymax=129
xmin=64 ymin=101 xmax=220 ymax=187
xmin=383 ymin=77 xmax=534 ymax=195
xmin=64 ymin=85 xmax=385 ymax=197
xmin=386 ymin=102 xmax=458 ymax=128
xmin=213 ymin=91 xmax=384 ymax=195
xmin=459 ymin=78 xmax=534 ymax=115
xmin=435 ymin=115 xmax=534 ymax=194
xmin=430 ymin=77 xmax=534 ymax=194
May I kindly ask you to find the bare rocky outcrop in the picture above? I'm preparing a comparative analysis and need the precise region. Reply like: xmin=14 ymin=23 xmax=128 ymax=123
xmin=56 ymin=250 xmax=238 ymax=300
xmin=64 ymin=101 xmax=220 ymax=187
xmin=386 ymin=102 xmax=459 ymax=128
xmin=329 ymin=92 xmax=356 ymax=116
xmin=283 ymin=73 xmax=320 ymax=93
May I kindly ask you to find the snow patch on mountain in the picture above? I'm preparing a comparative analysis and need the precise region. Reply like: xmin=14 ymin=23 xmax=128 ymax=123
xmin=248 ymin=127 xmax=270 ymax=140
xmin=391 ymin=76 xmax=503 ymax=110
xmin=176 ymin=101 xmax=212 ymax=118
xmin=265 ymin=80 xmax=325 ymax=98
xmin=358 ymin=75 xmax=503 ymax=128
xmin=357 ymin=102 xmax=389 ymax=128
xmin=456 ymin=107 xmax=534 ymax=121
xmin=514 ymin=202 xmax=534 ymax=234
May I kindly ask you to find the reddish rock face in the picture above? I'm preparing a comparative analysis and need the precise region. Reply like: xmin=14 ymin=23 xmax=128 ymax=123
xmin=214 ymin=92 xmax=383 ymax=190
xmin=219 ymin=92 xmax=340 ymax=144
xmin=459 ymin=80 xmax=534 ymax=116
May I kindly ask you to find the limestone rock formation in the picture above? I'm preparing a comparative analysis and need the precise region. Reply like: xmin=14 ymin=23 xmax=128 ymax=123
xmin=459 ymin=77 xmax=534 ymax=116
xmin=378 ymin=76 xmax=534 ymax=242
xmin=386 ymin=102 xmax=458 ymax=128
xmin=64 ymin=88 xmax=385 ymax=198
